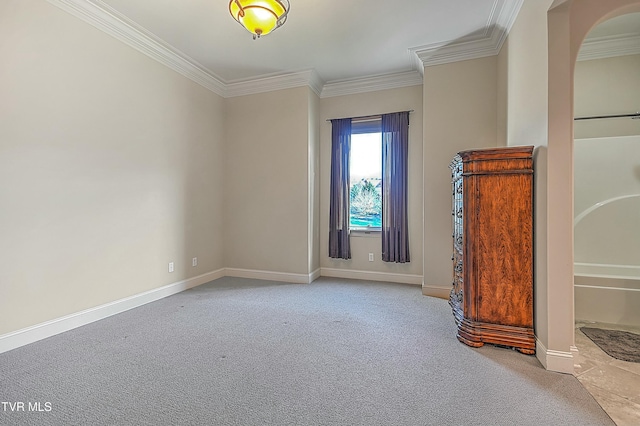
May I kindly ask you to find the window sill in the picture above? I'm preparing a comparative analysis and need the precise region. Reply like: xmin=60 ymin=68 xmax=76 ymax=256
xmin=350 ymin=229 xmax=381 ymax=238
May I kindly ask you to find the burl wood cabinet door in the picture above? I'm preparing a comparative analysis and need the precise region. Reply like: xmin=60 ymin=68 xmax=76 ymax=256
xmin=450 ymin=146 xmax=535 ymax=354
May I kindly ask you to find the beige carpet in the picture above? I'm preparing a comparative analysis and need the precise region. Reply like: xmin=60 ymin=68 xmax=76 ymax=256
xmin=0 ymin=277 xmax=614 ymax=425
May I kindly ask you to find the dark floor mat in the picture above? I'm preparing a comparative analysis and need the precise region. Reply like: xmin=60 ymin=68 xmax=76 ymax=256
xmin=581 ymin=327 xmax=640 ymax=363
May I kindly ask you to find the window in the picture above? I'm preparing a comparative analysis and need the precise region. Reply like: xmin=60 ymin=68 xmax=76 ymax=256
xmin=329 ymin=111 xmax=409 ymax=261
xmin=349 ymin=119 xmax=381 ymax=231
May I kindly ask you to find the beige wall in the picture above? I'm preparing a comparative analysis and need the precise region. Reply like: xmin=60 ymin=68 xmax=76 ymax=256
xmin=308 ymin=89 xmax=321 ymax=274
xmin=224 ymin=87 xmax=312 ymax=276
xmin=574 ymin=54 xmax=640 ymax=138
xmin=422 ymin=56 xmax=498 ymax=297
xmin=498 ymin=0 xmax=554 ymax=359
xmin=320 ymin=86 xmax=423 ymax=281
xmin=496 ymin=38 xmax=509 ymax=148
xmin=0 ymin=0 xmax=226 ymax=335
xmin=501 ymin=0 xmax=554 ymax=149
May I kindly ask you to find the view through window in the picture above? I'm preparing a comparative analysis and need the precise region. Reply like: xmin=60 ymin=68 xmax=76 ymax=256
xmin=350 ymin=132 xmax=382 ymax=230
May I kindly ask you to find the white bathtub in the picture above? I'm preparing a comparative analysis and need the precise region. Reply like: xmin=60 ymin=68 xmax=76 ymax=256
xmin=574 ymin=263 xmax=640 ymax=326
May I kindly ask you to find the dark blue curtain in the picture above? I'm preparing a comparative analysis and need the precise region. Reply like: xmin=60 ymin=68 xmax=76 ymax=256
xmin=382 ymin=112 xmax=410 ymax=263
xmin=329 ymin=118 xmax=352 ymax=259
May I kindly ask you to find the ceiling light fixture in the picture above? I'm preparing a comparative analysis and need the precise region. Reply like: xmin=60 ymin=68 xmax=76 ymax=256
xmin=229 ymin=0 xmax=290 ymax=40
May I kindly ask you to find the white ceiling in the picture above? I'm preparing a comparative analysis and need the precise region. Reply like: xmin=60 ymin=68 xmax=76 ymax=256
xmin=96 ymin=0 xmax=516 ymax=84
xmin=49 ymin=1 xmax=639 ymax=96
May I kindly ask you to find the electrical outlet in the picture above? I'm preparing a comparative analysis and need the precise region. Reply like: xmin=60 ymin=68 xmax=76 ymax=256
xmin=168 ymin=262 xmax=174 ymax=273
xmin=192 ymin=257 xmax=198 ymax=267
xmin=368 ymin=253 xmax=374 ymax=262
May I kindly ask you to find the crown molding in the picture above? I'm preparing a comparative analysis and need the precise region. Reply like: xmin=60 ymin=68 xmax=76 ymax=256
xmin=410 ymin=49 xmax=426 ymax=77
xmin=46 ymin=0 xmax=418 ymax=98
xmin=320 ymin=71 xmax=423 ymax=98
xmin=224 ymin=69 xmax=324 ymax=98
xmin=44 ymin=0 xmax=323 ymax=98
xmin=46 ymin=0 xmax=524 ymax=99
xmin=410 ymin=0 xmax=522 ymax=69
xmin=307 ymin=71 xmax=325 ymax=98
xmin=410 ymin=36 xmax=498 ymax=68
xmin=46 ymin=0 xmax=227 ymax=96
xmin=578 ymin=34 xmax=640 ymax=61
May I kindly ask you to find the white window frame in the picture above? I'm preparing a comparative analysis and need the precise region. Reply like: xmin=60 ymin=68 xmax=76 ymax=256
xmin=349 ymin=118 xmax=382 ymax=233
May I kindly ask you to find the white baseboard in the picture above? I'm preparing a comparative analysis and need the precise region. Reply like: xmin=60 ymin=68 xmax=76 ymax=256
xmin=570 ymin=345 xmax=579 ymax=357
xmin=309 ymin=268 xmax=321 ymax=283
xmin=320 ymin=267 xmax=422 ymax=285
xmin=421 ymin=285 xmax=451 ymax=299
xmin=536 ymin=338 xmax=575 ymax=374
xmin=224 ymin=267 xmax=315 ymax=284
xmin=0 ymin=266 xmax=416 ymax=354
xmin=0 ymin=269 xmax=224 ymax=355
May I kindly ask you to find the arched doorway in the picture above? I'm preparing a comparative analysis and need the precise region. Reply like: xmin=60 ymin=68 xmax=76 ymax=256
xmin=544 ymin=0 xmax=640 ymax=374
xmin=573 ymin=12 xmax=640 ymax=328
xmin=570 ymin=12 xmax=640 ymax=422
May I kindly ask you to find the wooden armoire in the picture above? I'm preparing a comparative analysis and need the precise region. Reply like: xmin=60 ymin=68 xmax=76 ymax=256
xmin=449 ymin=146 xmax=535 ymax=354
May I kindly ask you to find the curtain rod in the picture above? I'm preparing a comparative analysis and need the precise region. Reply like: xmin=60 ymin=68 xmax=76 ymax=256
xmin=326 ymin=110 xmax=414 ymax=122
xmin=574 ymin=112 xmax=640 ymax=121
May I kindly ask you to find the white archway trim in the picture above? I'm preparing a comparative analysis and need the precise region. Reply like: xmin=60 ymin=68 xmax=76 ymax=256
xmin=574 ymin=194 xmax=640 ymax=226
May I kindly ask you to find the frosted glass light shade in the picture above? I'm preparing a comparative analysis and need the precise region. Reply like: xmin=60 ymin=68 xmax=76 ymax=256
xmin=229 ymin=0 xmax=290 ymax=39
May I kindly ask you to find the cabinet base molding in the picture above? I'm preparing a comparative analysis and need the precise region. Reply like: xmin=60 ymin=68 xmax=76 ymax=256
xmin=452 ymin=306 xmax=536 ymax=354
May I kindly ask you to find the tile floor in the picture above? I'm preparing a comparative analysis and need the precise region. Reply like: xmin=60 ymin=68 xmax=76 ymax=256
xmin=573 ymin=321 xmax=640 ymax=426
